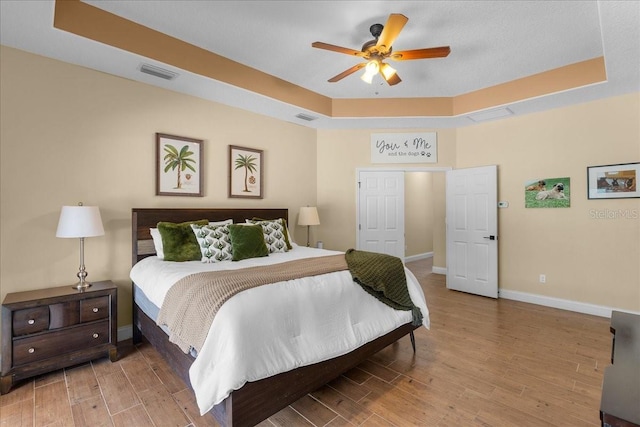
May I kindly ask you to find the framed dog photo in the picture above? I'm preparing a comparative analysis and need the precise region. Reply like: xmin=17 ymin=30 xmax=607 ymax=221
xmin=525 ymin=177 xmax=571 ymax=208
xmin=587 ymin=162 xmax=639 ymax=199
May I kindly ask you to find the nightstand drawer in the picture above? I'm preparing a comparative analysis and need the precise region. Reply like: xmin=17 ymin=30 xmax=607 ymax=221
xmin=13 ymin=320 xmax=110 ymax=366
xmin=12 ymin=306 xmax=49 ymax=336
xmin=80 ymin=296 xmax=109 ymax=322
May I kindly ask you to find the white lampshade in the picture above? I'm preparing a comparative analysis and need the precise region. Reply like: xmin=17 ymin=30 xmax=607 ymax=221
xmin=56 ymin=205 xmax=105 ymax=238
xmin=298 ymin=206 xmax=320 ymax=226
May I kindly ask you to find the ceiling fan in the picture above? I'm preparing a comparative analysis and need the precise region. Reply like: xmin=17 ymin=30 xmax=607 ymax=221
xmin=312 ymin=13 xmax=450 ymax=86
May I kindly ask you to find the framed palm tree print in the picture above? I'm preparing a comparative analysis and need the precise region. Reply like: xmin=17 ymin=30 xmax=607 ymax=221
xmin=229 ymin=145 xmax=263 ymax=199
xmin=156 ymin=133 xmax=203 ymax=196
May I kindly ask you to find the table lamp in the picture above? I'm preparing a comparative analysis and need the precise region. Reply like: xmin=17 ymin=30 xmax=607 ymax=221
xmin=56 ymin=203 xmax=105 ymax=290
xmin=298 ymin=206 xmax=320 ymax=247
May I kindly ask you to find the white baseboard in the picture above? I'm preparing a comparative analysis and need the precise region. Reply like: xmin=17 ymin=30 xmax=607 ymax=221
xmin=118 ymin=325 xmax=133 ymax=342
xmin=404 ymin=252 xmax=433 ymax=263
xmin=498 ymin=289 xmax=640 ymax=318
xmin=425 ymin=270 xmax=637 ymax=317
xmin=432 ymin=266 xmax=447 ymax=275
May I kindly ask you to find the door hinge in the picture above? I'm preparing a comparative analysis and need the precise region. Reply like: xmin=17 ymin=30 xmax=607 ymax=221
xmin=358 ymin=181 xmax=361 ymax=188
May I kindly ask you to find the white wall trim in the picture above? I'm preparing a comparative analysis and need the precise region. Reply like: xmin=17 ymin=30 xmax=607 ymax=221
xmin=432 ymin=266 xmax=447 ymax=275
xmin=404 ymin=252 xmax=433 ymax=263
xmin=498 ymin=289 xmax=640 ymax=318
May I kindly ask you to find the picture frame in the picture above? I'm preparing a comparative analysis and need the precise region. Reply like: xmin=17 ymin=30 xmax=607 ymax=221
xmin=229 ymin=145 xmax=263 ymax=199
xmin=524 ymin=177 xmax=571 ymax=208
xmin=156 ymin=133 xmax=203 ymax=196
xmin=587 ymin=162 xmax=639 ymax=199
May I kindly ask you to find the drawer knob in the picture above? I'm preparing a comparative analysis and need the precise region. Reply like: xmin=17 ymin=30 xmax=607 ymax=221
xmin=92 ymin=307 xmax=99 ymax=313
xmin=28 ymin=347 xmax=35 ymax=354
xmin=28 ymin=319 xmax=35 ymax=325
xmin=92 ymin=333 xmax=99 ymax=339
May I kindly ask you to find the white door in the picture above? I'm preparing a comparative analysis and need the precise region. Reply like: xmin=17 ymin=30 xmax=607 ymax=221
xmin=446 ymin=165 xmax=498 ymax=298
xmin=357 ymin=171 xmax=405 ymax=258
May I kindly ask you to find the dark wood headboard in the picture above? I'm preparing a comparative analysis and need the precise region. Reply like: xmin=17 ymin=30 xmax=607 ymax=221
xmin=131 ymin=208 xmax=289 ymax=265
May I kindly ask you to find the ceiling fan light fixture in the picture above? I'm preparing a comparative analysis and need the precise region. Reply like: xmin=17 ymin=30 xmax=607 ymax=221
xmin=380 ymin=63 xmax=397 ymax=80
xmin=361 ymin=60 xmax=379 ymax=84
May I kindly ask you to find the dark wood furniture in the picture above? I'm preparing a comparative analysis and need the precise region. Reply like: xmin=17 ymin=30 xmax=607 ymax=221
xmin=131 ymin=207 xmax=419 ymax=427
xmin=600 ymin=311 xmax=640 ymax=427
xmin=1 ymin=280 xmax=118 ymax=394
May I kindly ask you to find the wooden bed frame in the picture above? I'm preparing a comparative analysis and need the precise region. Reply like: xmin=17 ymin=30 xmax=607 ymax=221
xmin=131 ymin=207 xmax=418 ymax=427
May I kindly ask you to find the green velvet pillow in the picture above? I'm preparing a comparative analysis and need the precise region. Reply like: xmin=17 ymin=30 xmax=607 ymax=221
xmin=157 ymin=219 xmax=208 ymax=262
xmin=229 ymin=224 xmax=269 ymax=261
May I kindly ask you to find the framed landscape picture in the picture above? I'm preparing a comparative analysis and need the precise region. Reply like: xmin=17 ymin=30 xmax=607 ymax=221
xmin=156 ymin=133 xmax=203 ymax=196
xmin=587 ymin=162 xmax=639 ymax=199
xmin=228 ymin=145 xmax=263 ymax=199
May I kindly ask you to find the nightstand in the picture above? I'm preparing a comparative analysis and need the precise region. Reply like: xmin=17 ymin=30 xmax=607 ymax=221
xmin=1 ymin=280 xmax=117 ymax=394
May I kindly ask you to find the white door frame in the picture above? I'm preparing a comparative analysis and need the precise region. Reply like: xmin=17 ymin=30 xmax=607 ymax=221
xmin=356 ymin=166 xmax=453 ymax=260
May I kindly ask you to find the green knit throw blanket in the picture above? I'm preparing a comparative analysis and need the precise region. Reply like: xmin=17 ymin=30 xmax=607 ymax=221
xmin=345 ymin=249 xmax=423 ymax=326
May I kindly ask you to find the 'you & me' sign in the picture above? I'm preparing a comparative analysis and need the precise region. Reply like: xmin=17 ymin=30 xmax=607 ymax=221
xmin=370 ymin=132 xmax=437 ymax=164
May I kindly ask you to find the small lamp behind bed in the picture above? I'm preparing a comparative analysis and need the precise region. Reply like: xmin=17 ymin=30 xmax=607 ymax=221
xmin=56 ymin=202 xmax=104 ymax=291
xmin=298 ymin=206 xmax=320 ymax=247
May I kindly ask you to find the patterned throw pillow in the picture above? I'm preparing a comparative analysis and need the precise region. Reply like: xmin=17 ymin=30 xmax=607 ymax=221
xmin=248 ymin=218 xmax=292 ymax=251
xmin=251 ymin=220 xmax=288 ymax=253
xmin=190 ymin=223 xmax=233 ymax=263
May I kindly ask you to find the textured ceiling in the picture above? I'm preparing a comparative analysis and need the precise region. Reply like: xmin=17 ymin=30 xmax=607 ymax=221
xmin=1 ymin=1 xmax=638 ymax=129
xmin=84 ymin=0 xmax=606 ymax=99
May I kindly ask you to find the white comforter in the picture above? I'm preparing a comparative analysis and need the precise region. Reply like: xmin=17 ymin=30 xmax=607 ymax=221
xmin=130 ymin=246 xmax=429 ymax=415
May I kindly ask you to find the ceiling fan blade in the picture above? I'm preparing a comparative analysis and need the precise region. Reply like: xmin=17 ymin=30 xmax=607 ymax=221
xmin=376 ymin=14 xmax=408 ymax=52
xmin=312 ymin=41 xmax=366 ymax=57
xmin=328 ymin=63 xmax=367 ymax=82
xmin=383 ymin=71 xmax=402 ymax=86
xmin=390 ymin=46 xmax=451 ymax=60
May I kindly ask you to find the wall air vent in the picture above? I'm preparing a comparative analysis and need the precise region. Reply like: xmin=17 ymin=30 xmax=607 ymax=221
xmin=139 ymin=64 xmax=179 ymax=81
xmin=295 ymin=113 xmax=318 ymax=121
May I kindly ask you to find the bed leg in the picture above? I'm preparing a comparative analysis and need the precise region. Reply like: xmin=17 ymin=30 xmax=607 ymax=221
xmin=409 ymin=331 xmax=416 ymax=353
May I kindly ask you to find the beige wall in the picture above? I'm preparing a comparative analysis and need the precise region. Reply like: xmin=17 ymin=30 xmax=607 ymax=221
xmin=0 ymin=47 xmax=318 ymax=332
xmin=457 ymin=93 xmax=640 ymax=311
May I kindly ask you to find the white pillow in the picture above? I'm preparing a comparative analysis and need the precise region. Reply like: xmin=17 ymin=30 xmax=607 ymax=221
xmin=149 ymin=227 xmax=165 ymax=259
xmin=149 ymin=219 xmax=232 ymax=260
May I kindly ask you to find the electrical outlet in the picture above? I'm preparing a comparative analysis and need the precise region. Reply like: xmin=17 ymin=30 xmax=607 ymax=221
xmin=539 ymin=274 xmax=546 ymax=284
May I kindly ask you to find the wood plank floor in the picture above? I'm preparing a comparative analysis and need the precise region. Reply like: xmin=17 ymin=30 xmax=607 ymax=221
xmin=0 ymin=258 xmax=612 ymax=426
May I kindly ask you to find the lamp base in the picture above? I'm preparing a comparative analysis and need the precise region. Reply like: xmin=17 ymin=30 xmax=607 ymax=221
xmin=72 ymin=281 xmax=92 ymax=291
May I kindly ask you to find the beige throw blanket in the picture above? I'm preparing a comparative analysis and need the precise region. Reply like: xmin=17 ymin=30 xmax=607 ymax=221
xmin=157 ymin=255 xmax=348 ymax=353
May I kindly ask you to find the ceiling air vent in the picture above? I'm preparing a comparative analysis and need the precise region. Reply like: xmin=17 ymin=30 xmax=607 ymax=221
xmin=467 ymin=107 xmax=514 ymax=122
xmin=139 ymin=64 xmax=178 ymax=81
xmin=295 ymin=113 xmax=318 ymax=122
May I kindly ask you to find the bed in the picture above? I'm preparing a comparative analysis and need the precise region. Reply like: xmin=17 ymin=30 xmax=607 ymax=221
xmin=130 ymin=207 xmax=428 ymax=427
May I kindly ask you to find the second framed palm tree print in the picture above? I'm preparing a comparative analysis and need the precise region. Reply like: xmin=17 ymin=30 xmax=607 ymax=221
xmin=156 ymin=133 xmax=203 ymax=196
xmin=229 ymin=145 xmax=263 ymax=199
